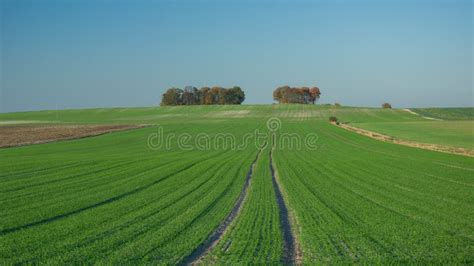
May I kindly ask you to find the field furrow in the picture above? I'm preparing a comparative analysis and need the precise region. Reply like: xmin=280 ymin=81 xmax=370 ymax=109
xmin=273 ymin=120 xmax=474 ymax=263
xmin=269 ymin=146 xmax=299 ymax=264
xmin=181 ymin=144 xmax=264 ymax=264
xmin=202 ymin=144 xmax=285 ymax=264
xmin=0 ymin=104 xmax=472 ymax=263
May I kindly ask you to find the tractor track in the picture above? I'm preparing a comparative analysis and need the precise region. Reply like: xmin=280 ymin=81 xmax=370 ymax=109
xmin=180 ymin=146 xmax=265 ymax=265
xmin=269 ymin=143 xmax=301 ymax=264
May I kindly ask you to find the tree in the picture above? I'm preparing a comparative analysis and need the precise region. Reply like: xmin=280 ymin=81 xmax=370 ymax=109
xmin=309 ymin=87 xmax=321 ymax=104
xmin=227 ymin=86 xmax=245 ymax=104
xmin=300 ymin=87 xmax=310 ymax=104
xmin=273 ymin=86 xmax=288 ymax=103
xmin=210 ymin=87 xmax=222 ymax=104
xmin=160 ymin=86 xmax=246 ymax=106
xmin=274 ymin=85 xmax=295 ymax=103
xmin=160 ymin=88 xmax=183 ymax=106
xmin=273 ymin=86 xmax=322 ymax=104
xmin=200 ymin=87 xmax=211 ymax=105
xmin=182 ymin=86 xmax=198 ymax=105
xmin=382 ymin=103 xmax=392 ymax=109
xmin=218 ymin=87 xmax=227 ymax=105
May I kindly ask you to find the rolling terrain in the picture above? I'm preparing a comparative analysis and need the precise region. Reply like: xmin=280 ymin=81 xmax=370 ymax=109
xmin=352 ymin=108 xmax=473 ymax=149
xmin=0 ymin=105 xmax=472 ymax=263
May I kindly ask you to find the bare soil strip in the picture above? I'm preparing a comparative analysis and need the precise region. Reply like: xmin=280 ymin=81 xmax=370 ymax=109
xmin=269 ymin=146 xmax=302 ymax=264
xmin=0 ymin=124 xmax=147 ymax=148
xmin=180 ymin=148 xmax=264 ymax=265
xmin=334 ymin=123 xmax=474 ymax=157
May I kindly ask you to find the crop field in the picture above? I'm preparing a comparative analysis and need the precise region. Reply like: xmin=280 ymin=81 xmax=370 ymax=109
xmin=0 ymin=105 xmax=473 ymax=264
xmin=351 ymin=120 xmax=474 ymax=149
xmin=202 ymin=146 xmax=285 ymax=264
xmin=411 ymin=107 xmax=474 ymax=120
xmin=351 ymin=108 xmax=474 ymax=149
xmin=274 ymin=120 xmax=473 ymax=263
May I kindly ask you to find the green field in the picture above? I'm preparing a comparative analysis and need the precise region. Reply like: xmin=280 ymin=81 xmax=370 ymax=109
xmin=1 ymin=105 xmax=473 ymax=264
xmin=0 ymin=104 xmax=423 ymax=124
xmin=353 ymin=120 xmax=474 ymax=149
xmin=411 ymin=108 xmax=474 ymax=120
xmin=349 ymin=108 xmax=474 ymax=149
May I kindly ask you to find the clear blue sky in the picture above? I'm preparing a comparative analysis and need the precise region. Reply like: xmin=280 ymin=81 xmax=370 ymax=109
xmin=1 ymin=0 xmax=472 ymax=112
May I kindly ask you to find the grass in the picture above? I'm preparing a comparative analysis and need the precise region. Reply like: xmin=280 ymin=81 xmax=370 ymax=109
xmin=273 ymin=120 xmax=473 ymax=263
xmin=349 ymin=107 xmax=474 ymax=149
xmin=352 ymin=121 xmax=474 ymax=149
xmin=0 ymin=104 xmax=424 ymax=125
xmin=0 ymin=122 xmax=260 ymax=263
xmin=0 ymin=104 xmax=473 ymax=263
xmin=411 ymin=107 xmax=474 ymax=120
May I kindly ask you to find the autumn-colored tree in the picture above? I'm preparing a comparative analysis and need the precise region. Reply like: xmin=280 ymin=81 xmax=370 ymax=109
xmin=273 ymin=85 xmax=322 ymax=104
xmin=273 ymin=87 xmax=283 ymax=103
xmin=273 ymin=86 xmax=291 ymax=103
xmin=309 ymin=87 xmax=321 ymax=104
xmin=218 ymin=87 xmax=227 ymax=105
xmin=209 ymin=87 xmax=221 ymax=104
xmin=200 ymin=87 xmax=211 ymax=105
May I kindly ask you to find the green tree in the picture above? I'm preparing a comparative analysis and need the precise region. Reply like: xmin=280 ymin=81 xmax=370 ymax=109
xmin=227 ymin=86 xmax=245 ymax=104
xmin=160 ymin=88 xmax=183 ymax=106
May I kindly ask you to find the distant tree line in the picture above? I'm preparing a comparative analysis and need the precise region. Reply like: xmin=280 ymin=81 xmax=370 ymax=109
xmin=161 ymin=86 xmax=245 ymax=106
xmin=273 ymin=86 xmax=321 ymax=104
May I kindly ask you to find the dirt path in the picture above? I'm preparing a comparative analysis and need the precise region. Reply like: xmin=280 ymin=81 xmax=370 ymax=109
xmin=335 ymin=123 xmax=474 ymax=157
xmin=180 ymin=147 xmax=264 ymax=265
xmin=402 ymin=108 xmax=442 ymax=121
xmin=269 ymin=142 xmax=302 ymax=264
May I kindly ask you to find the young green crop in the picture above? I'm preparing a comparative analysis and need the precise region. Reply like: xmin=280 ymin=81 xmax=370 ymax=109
xmin=352 ymin=120 xmax=474 ymax=149
xmin=273 ymin=119 xmax=473 ymax=263
xmin=0 ymin=104 xmax=472 ymax=264
xmin=411 ymin=107 xmax=474 ymax=120
xmin=0 ymin=120 xmax=261 ymax=263
xmin=203 ymin=146 xmax=284 ymax=264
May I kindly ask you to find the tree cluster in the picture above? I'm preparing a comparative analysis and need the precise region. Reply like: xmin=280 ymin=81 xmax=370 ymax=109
xmin=273 ymin=86 xmax=321 ymax=104
xmin=160 ymin=86 xmax=245 ymax=106
xmin=382 ymin=102 xmax=392 ymax=109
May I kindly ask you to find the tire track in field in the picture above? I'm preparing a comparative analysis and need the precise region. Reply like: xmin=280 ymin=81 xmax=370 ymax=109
xmin=142 ymin=156 xmax=251 ymax=261
xmin=55 ymin=152 xmax=240 ymax=262
xmin=269 ymin=146 xmax=301 ymax=265
xmin=0 ymin=156 xmax=217 ymax=236
xmin=180 ymin=147 xmax=264 ymax=265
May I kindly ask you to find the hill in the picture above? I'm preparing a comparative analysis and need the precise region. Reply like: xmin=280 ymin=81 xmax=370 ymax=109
xmin=0 ymin=105 xmax=472 ymax=264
